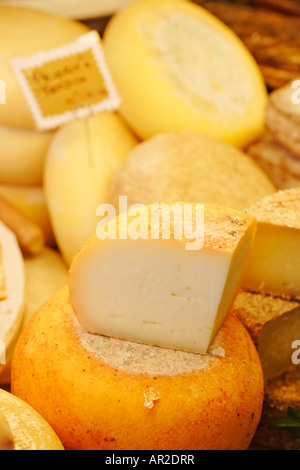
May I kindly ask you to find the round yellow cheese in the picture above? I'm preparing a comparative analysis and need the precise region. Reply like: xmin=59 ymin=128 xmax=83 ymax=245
xmin=0 ymin=389 xmax=64 ymax=450
xmin=0 ymin=125 xmax=53 ymax=185
xmin=103 ymin=0 xmax=267 ymax=147
xmin=11 ymin=287 xmax=264 ymax=450
xmin=109 ymin=131 xmax=276 ymax=212
xmin=0 ymin=5 xmax=89 ymax=129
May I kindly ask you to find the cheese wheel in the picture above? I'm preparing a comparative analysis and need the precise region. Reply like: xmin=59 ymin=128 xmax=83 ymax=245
xmin=0 ymin=5 xmax=89 ymax=129
xmin=109 ymin=131 xmax=276 ymax=212
xmin=0 ymin=389 xmax=64 ymax=450
xmin=11 ymin=287 xmax=264 ymax=450
xmin=44 ymin=112 xmax=137 ymax=265
xmin=0 ymin=125 xmax=53 ymax=186
xmin=0 ymin=183 xmax=55 ymax=247
xmin=103 ymin=0 xmax=267 ymax=147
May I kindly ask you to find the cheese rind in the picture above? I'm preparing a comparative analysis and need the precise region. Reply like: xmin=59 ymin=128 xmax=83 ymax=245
xmin=69 ymin=203 xmax=257 ymax=354
xmin=0 ymin=125 xmax=53 ymax=185
xmin=103 ymin=0 xmax=267 ymax=147
xmin=233 ymin=290 xmax=300 ymax=380
xmin=243 ymin=188 xmax=300 ymax=299
xmin=44 ymin=112 xmax=137 ymax=265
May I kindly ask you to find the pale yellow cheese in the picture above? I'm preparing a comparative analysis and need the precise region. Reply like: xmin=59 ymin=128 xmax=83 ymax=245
xmin=103 ymin=0 xmax=267 ymax=147
xmin=0 ymin=183 xmax=55 ymax=248
xmin=0 ymin=125 xmax=53 ymax=185
xmin=0 ymin=243 xmax=7 ymax=301
xmin=0 ymin=409 xmax=14 ymax=451
xmin=233 ymin=290 xmax=300 ymax=381
xmin=0 ymin=5 xmax=89 ymax=129
xmin=0 ymin=222 xmax=25 ymax=379
xmin=0 ymin=389 xmax=64 ymax=450
xmin=44 ymin=112 xmax=137 ymax=265
xmin=69 ymin=202 xmax=257 ymax=354
xmin=243 ymin=188 xmax=300 ymax=300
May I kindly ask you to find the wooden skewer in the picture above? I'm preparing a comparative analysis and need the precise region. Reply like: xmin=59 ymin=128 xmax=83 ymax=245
xmin=0 ymin=195 xmax=45 ymax=256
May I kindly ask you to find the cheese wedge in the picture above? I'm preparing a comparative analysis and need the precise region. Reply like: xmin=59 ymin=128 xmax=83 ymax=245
xmin=44 ymin=112 xmax=137 ymax=265
xmin=0 ymin=409 xmax=14 ymax=451
xmin=0 ymin=222 xmax=25 ymax=379
xmin=109 ymin=131 xmax=276 ymax=213
xmin=0 ymin=389 xmax=64 ymax=450
xmin=0 ymin=125 xmax=53 ymax=186
xmin=0 ymin=5 xmax=89 ymax=129
xmin=0 ymin=243 xmax=7 ymax=301
xmin=243 ymin=188 xmax=300 ymax=300
xmin=103 ymin=0 xmax=267 ymax=147
xmin=233 ymin=290 xmax=300 ymax=381
xmin=69 ymin=202 xmax=257 ymax=354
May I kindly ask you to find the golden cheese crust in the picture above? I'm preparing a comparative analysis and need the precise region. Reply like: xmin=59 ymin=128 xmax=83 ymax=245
xmin=12 ymin=287 xmax=263 ymax=450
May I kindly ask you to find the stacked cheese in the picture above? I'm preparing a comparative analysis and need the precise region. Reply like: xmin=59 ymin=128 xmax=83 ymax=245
xmin=247 ymin=81 xmax=300 ymax=190
xmin=232 ymin=188 xmax=300 ymax=450
xmin=0 ymin=5 xmax=89 ymax=246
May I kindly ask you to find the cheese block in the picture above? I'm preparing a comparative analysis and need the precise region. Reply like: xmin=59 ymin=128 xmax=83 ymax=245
xmin=103 ymin=0 xmax=267 ymax=147
xmin=69 ymin=202 xmax=257 ymax=354
xmin=0 ymin=5 xmax=89 ymax=130
xmin=0 ymin=222 xmax=25 ymax=379
xmin=44 ymin=112 xmax=137 ymax=265
xmin=252 ymin=367 xmax=300 ymax=451
xmin=243 ymin=188 xmax=300 ymax=300
xmin=109 ymin=131 xmax=276 ymax=212
xmin=0 ymin=389 xmax=64 ymax=450
xmin=0 ymin=409 xmax=14 ymax=451
xmin=233 ymin=290 xmax=300 ymax=381
xmin=0 ymin=125 xmax=53 ymax=185
xmin=24 ymin=247 xmax=68 ymax=325
xmin=11 ymin=286 xmax=263 ymax=450
xmin=0 ymin=183 xmax=55 ymax=248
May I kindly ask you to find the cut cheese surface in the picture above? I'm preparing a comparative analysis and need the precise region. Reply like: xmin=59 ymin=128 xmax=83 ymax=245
xmin=233 ymin=290 xmax=300 ymax=381
xmin=0 ymin=125 xmax=53 ymax=185
xmin=103 ymin=0 xmax=267 ymax=147
xmin=69 ymin=203 xmax=257 ymax=354
xmin=0 ymin=243 xmax=7 ymax=301
xmin=44 ymin=112 xmax=137 ymax=265
xmin=0 ymin=5 xmax=89 ymax=129
xmin=109 ymin=131 xmax=276 ymax=213
xmin=0 ymin=222 xmax=25 ymax=377
xmin=243 ymin=188 xmax=300 ymax=299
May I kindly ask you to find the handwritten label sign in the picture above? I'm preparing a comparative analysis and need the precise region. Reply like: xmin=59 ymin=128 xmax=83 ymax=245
xmin=11 ymin=31 xmax=121 ymax=130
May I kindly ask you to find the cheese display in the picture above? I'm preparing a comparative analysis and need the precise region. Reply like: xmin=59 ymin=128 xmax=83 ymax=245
xmin=44 ymin=112 xmax=137 ymax=265
xmin=70 ymin=202 xmax=257 ymax=354
xmin=109 ymin=131 xmax=276 ymax=212
xmin=0 ymin=389 xmax=64 ymax=450
xmin=0 ymin=222 xmax=25 ymax=380
xmin=11 ymin=287 xmax=263 ymax=450
xmin=243 ymin=188 xmax=300 ymax=300
xmin=103 ymin=0 xmax=267 ymax=147
xmin=233 ymin=291 xmax=300 ymax=381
